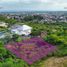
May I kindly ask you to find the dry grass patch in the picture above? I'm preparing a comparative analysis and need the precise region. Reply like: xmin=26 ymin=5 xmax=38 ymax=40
xmin=41 ymin=56 xmax=67 ymax=67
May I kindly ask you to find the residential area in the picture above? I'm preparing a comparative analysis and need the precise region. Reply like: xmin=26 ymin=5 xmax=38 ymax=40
xmin=1 ymin=11 xmax=67 ymax=23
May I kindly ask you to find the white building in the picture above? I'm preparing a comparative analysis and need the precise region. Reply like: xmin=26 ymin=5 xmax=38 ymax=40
xmin=0 ymin=22 xmax=8 ymax=27
xmin=11 ymin=25 xmax=32 ymax=36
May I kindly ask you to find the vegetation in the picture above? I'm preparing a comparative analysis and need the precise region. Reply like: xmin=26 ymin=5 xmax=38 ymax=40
xmin=0 ymin=15 xmax=67 ymax=67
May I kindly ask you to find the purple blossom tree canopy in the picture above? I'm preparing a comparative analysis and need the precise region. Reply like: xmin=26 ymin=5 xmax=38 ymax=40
xmin=5 ymin=37 xmax=56 ymax=64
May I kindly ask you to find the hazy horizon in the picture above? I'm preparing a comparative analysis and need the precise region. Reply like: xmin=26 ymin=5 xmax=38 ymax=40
xmin=0 ymin=0 xmax=67 ymax=12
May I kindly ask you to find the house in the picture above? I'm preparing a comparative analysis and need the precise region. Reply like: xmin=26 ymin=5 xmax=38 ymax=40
xmin=10 ymin=25 xmax=32 ymax=36
xmin=0 ymin=22 xmax=8 ymax=27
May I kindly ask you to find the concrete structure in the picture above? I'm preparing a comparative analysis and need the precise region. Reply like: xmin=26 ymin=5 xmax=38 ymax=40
xmin=11 ymin=25 xmax=32 ymax=36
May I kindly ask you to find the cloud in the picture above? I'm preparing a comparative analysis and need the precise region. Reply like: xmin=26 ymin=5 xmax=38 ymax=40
xmin=0 ymin=0 xmax=67 ymax=11
xmin=0 ymin=0 xmax=19 ymax=2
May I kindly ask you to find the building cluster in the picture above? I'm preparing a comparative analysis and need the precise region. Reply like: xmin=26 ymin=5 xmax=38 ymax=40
xmin=0 ymin=21 xmax=32 ymax=39
xmin=40 ymin=14 xmax=67 ymax=23
xmin=3 ymin=13 xmax=67 ymax=23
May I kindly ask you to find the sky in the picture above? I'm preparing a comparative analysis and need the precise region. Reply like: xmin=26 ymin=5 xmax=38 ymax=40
xmin=0 ymin=0 xmax=67 ymax=11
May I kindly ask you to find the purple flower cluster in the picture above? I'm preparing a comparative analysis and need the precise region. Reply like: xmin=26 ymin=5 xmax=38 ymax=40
xmin=5 ymin=37 xmax=56 ymax=64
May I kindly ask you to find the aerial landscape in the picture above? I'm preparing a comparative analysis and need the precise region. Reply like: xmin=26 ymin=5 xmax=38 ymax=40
xmin=0 ymin=0 xmax=67 ymax=67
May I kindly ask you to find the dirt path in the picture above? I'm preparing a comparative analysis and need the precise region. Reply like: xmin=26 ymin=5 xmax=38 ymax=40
xmin=41 ymin=57 xmax=67 ymax=67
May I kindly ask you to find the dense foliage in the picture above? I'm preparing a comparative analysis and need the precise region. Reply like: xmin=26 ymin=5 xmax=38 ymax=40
xmin=0 ymin=15 xmax=67 ymax=67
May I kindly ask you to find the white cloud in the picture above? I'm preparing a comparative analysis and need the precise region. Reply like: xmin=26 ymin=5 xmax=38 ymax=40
xmin=0 ymin=0 xmax=18 ymax=2
xmin=38 ymin=0 xmax=67 ymax=8
xmin=0 ymin=0 xmax=67 ymax=11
